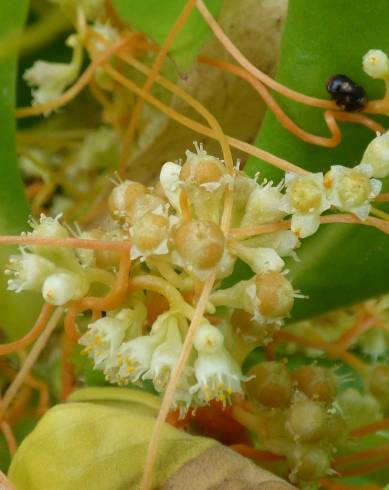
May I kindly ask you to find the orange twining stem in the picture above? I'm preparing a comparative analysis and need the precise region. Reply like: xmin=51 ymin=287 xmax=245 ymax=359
xmin=196 ymin=0 xmax=389 ymax=121
xmin=0 ymin=363 xmax=46 ymax=421
xmin=0 ymin=303 xmax=53 ymax=356
xmin=25 ymin=372 xmax=49 ymax=416
xmin=350 ymin=418 xmax=389 ymax=438
xmin=337 ymin=455 xmax=389 ymax=477
xmin=199 ymin=56 xmax=343 ymax=148
xmin=103 ymin=63 xmax=306 ymax=175
xmin=0 ymin=421 xmax=17 ymax=456
xmin=333 ymin=314 xmax=376 ymax=350
xmin=229 ymin=213 xmax=389 ymax=239
xmin=60 ymin=333 xmax=77 ymax=401
xmin=115 ymin=49 xmax=308 ymax=176
xmin=195 ymin=0 xmax=335 ymax=110
xmin=26 ymin=181 xmax=44 ymax=200
xmin=5 ymin=386 xmax=33 ymax=424
xmin=113 ymin=53 xmax=235 ymax=179
xmin=0 ymin=234 xmax=131 ymax=252
xmin=15 ymin=37 xmax=130 ymax=118
xmin=141 ymin=273 xmax=216 ymax=490
xmin=118 ymin=0 xmax=198 ymax=177
xmin=332 ymin=110 xmax=386 ymax=134
xmin=0 ymin=307 xmax=63 ymax=418
xmin=64 ymin=250 xmax=131 ymax=341
xmin=334 ymin=444 xmax=389 ymax=466
xmin=89 ymin=75 xmax=115 ymax=115
xmin=320 ymin=214 xmax=389 ymax=234
xmin=229 ymin=221 xmax=291 ymax=239
xmin=273 ymin=331 xmax=366 ymax=374
xmin=91 ymin=309 xmax=102 ymax=322
xmin=230 ymin=444 xmax=285 ymax=462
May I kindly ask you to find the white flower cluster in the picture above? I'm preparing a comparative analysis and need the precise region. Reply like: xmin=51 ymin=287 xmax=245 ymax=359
xmin=6 ymin=141 xmax=386 ymax=412
xmin=24 ymin=0 xmax=119 ymax=111
xmin=24 ymin=35 xmax=83 ymax=109
xmin=5 ymin=215 xmax=89 ymax=305
xmin=80 ymin=309 xmax=246 ymax=414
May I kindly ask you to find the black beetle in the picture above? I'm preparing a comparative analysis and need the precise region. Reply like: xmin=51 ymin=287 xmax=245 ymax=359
xmin=326 ymin=74 xmax=367 ymax=112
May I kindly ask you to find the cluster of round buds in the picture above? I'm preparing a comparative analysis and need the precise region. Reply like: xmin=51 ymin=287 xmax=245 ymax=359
xmin=241 ymin=361 xmax=342 ymax=484
xmin=7 ymin=143 xmax=387 ymax=419
xmin=5 ymin=215 xmax=90 ymax=305
xmin=107 ymin=146 xmax=300 ymax=285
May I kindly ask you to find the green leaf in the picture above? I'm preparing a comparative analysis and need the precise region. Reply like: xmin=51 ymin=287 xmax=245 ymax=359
xmin=112 ymin=0 xmax=222 ymax=69
xmin=0 ymin=1 xmax=41 ymax=339
xmin=8 ymin=388 xmax=216 ymax=489
xmin=245 ymin=0 xmax=389 ymax=320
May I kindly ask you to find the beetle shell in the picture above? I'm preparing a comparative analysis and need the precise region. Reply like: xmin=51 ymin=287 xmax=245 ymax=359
xmin=326 ymin=74 xmax=367 ymax=112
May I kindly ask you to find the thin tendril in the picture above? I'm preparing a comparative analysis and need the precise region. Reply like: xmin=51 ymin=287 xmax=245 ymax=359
xmin=0 ymin=303 xmax=53 ymax=356
xmin=195 ymin=0 xmax=335 ymax=109
xmin=141 ymin=273 xmax=216 ymax=490
xmin=104 ymin=64 xmax=306 ymax=175
xmin=0 ymin=421 xmax=17 ymax=456
xmin=118 ymin=0 xmax=198 ymax=177
xmin=0 ymin=307 xmax=63 ymax=418
xmin=0 ymin=235 xmax=131 ymax=252
xmin=15 ymin=37 xmax=130 ymax=118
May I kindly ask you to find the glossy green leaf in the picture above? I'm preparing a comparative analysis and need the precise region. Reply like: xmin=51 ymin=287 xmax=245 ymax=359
xmin=245 ymin=0 xmax=389 ymax=320
xmin=112 ymin=0 xmax=222 ymax=69
xmin=0 ymin=1 xmax=41 ymax=339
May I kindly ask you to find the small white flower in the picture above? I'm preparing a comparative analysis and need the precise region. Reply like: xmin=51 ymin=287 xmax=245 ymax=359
xmin=361 ymin=131 xmax=389 ymax=178
xmin=29 ymin=213 xmax=68 ymax=240
xmin=171 ymin=373 xmax=195 ymax=417
xmin=280 ymin=173 xmax=329 ymax=238
xmin=160 ymin=162 xmax=182 ymax=212
xmin=42 ymin=271 xmax=89 ymax=305
xmin=325 ymin=164 xmax=382 ymax=219
xmin=143 ymin=312 xmax=187 ymax=392
xmin=229 ymin=241 xmax=284 ymax=274
xmin=363 ymin=49 xmax=389 ymax=79
xmin=29 ymin=214 xmax=82 ymax=271
xmin=193 ymin=322 xmax=224 ymax=354
xmin=79 ymin=310 xmax=132 ymax=369
xmin=5 ymin=252 xmax=56 ymax=293
xmin=111 ymin=327 xmax=166 ymax=385
xmin=23 ymin=34 xmax=82 ymax=110
xmin=241 ymin=182 xmax=286 ymax=227
xmin=191 ymin=346 xmax=246 ymax=405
